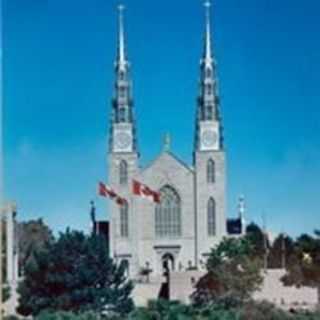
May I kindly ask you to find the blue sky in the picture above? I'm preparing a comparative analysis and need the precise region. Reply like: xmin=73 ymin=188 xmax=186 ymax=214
xmin=3 ymin=0 xmax=320 ymax=237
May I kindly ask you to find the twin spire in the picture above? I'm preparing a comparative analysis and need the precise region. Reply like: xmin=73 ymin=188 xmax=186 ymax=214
xmin=114 ymin=1 xmax=215 ymax=74
xmin=111 ymin=3 xmax=219 ymax=151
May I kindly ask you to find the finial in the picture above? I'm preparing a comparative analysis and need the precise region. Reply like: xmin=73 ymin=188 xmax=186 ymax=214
xmin=163 ymin=133 xmax=171 ymax=152
xmin=204 ymin=1 xmax=211 ymax=9
xmin=118 ymin=3 xmax=125 ymax=11
xmin=117 ymin=4 xmax=126 ymax=68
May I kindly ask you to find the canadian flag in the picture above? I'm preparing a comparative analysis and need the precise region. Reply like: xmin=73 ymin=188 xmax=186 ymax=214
xmin=132 ymin=180 xmax=161 ymax=203
xmin=98 ymin=182 xmax=127 ymax=206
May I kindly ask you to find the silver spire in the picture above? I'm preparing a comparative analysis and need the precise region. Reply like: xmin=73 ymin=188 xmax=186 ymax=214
xmin=203 ymin=1 xmax=213 ymax=66
xmin=117 ymin=4 xmax=126 ymax=69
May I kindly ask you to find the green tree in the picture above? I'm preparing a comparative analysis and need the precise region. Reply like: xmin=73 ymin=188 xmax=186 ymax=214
xmin=17 ymin=229 xmax=134 ymax=316
xmin=18 ymin=219 xmax=54 ymax=272
xmin=245 ymin=223 xmax=269 ymax=259
xmin=2 ymin=284 xmax=10 ymax=302
xmin=282 ymin=231 xmax=320 ymax=304
xmin=268 ymin=233 xmax=294 ymax=269
xmin=192 ymin=237 xmax=263 ymax=307
xmin=238 ymin=301 xmax=291 ymax=320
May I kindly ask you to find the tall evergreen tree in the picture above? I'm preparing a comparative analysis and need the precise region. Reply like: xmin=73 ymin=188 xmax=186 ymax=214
xmin=17 ymin=230 xmax=134 ymax=316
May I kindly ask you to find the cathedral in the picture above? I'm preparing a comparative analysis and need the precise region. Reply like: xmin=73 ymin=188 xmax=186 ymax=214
xmin=106 ymin=3 xmax=242 ymax=277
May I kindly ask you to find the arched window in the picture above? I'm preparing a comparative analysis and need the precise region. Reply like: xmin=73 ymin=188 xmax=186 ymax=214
xmin=155 ymin=186 xmax=181 ymax=238
xmin=120 ymin=202 xmax=129 ymax=238
xmin=119 ymin=86 xmax=126 ymax=99
xmin=206 ymin=83 xmax=213 ymax=95
xmin=119 ymin=70 xmax=125 ymax=81
xmin=208 ymin=198 xmax=216 ymax=236
xmin=205 ymin=67 xmax=212 ymax=78
xmin=207 ymin=159 xmax=215 ymax=183
xmin=119 ymin=108 xmax=126 ymax=122
xmin=207 ymin=105 xmax=213 ymax=120
xmin=119 ymin=160 xmax=128 ymax=185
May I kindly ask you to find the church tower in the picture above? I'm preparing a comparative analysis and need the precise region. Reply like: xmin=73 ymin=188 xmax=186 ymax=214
xmin=194 ymin=1 xmax=226 ymax=263
xmin=108 ymin=5 xmax=139 ymax=266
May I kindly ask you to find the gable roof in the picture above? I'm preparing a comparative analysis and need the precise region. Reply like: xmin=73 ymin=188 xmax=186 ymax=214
xmin=140 ymin=151 xmax=194 ymax=175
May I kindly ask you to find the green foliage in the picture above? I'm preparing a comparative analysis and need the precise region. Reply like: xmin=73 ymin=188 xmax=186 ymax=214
xmin=268 ymin=233 xmax=294 ymax=269
xmin=12 ymin=303 xmax=320 ymax=320
xmin=17 ymin=229 xmax=134 ymax=317
xmin=2 ymin=283 xmax=10 ymax=302
xmin=282 ymin=231 xmax=320 ymax=304
xmin=245 ymin=223 xmax=268 ymax=258
xmin=129 ymin=301 xmax=319 ymax=320
xmin=146 ymin=299 xmax=195 ymax=320
xmin=4 ymin=316 xmax=21 ymax=320
xmin=18 ymin=219 xmax=54 ymax=271
xmin=193 ymin=237 xmax=263 ymax=307
xmin=36 ymin=311 xmax=101 ymax=320
xmin=128 ymin=308 xmax=156 ymax=320
xmin=238 ymin=301 xmax=291 ymax=320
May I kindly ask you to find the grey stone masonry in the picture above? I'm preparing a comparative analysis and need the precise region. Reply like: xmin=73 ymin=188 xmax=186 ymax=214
xmin=107 ymin=3 xmax=227 ymax=278
xmin=194 ymin=150 xmax=226 ymax=265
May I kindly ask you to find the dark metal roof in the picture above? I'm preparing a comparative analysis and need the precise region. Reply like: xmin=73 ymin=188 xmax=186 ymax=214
xmin=227 ymin=218 xmax=242 ymax=235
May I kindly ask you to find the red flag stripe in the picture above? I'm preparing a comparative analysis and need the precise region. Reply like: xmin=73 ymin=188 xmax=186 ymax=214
xmin=132 ymin=180 xmax=160 ymax=204
xmin=98 ymin=182 xmax=127 ymax=206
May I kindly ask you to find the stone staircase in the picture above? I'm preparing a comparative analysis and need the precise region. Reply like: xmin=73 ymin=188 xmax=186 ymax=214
xmin=132 ymin=275 xmax=165 ymax=307
xmin=170 ymin=271 xmax=205 ymax=304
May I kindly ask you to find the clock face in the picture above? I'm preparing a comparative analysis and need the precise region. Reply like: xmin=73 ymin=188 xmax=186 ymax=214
xmin=202 ymin=130 xmax=217 ymax=148
xmin=115 ymin=131 xmax=131 ymax=150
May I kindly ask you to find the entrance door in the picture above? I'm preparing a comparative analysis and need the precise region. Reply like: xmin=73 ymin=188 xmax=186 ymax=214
xmin=162 ymin=253 xmax=175 ymax=272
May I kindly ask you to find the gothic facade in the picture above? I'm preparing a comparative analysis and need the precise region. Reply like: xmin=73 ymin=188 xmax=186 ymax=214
xmin=107 ymin=4 xmax=229 ymax=277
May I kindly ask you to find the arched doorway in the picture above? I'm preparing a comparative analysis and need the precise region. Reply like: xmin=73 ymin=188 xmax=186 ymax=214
xmin=162 ymin=253 xmax=175 ymax=272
